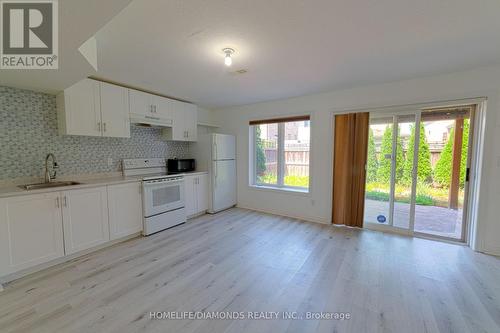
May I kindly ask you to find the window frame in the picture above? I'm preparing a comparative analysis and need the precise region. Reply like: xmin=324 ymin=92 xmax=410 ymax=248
xmin=251 ymin=116 xmax=311 ymax=192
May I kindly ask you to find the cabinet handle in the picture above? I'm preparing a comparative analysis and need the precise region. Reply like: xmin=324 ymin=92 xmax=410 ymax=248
xmin=154 ymin=105 xmax=157 ymax=113
xmin=56 ymin=197 xmax=60 ymax=208
xmin=103 ymin=123 xmax=107 ymax=132
xmin=63 ymin=196 xmax=68 ymax=207
xmin=97 ymin=122 xmax=101 ymax=131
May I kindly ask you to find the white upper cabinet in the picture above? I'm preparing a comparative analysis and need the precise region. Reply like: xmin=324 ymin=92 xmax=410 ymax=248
xmin=129 ymin=89 xmax=173 ymax=124
xmin=57 ymin=79 xmax=101 ymax=137
xmin=61 ymin=187 xmax=110 ymax=255
xmin=57 ymin=79 xmax=198 ymax=141
xmin=57 ymin=79 xmax=130 ymax=138
xmin=108 ymin=182 xmax=143 ymax=240
xmin=128 ymin=89 xmax=152 ymax=117
xmin=169 ymin=100 xmax=187 ymax=141
xmin=0 ymin=193 xmax=64 ymax=277
xmin=153 ymin=95 xmax=173 ymax=120
xmin=184 ymin=103 xmax=198 ymax=141
xmin=100 ymin=82 xmax=130 ymax=138
xmin=163 ymin=101 xmax=198 ymax=142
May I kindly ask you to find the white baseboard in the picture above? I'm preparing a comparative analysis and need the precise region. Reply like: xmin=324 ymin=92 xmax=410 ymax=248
xmin=480 ymin=244 xmax=500 ymax=257
xmin=0 ymin=232 xmax=141 ymax=285
xmin=236 ymin=205 xmax=330 ymax=225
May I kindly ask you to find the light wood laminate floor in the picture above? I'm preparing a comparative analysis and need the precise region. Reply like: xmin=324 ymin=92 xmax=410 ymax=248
xmin=0 ymin=208 xmax=499 ymax=333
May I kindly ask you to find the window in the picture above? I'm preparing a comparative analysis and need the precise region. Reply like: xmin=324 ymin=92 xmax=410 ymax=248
xmin=250 ymin=116 xmax=310 ymax=191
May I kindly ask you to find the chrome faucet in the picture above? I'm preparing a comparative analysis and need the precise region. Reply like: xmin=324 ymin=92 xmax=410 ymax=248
xmin=44 ymin=153 xmax=58 ymax=183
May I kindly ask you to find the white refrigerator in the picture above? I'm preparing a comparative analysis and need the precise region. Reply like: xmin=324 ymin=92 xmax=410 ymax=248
xmin=195 ymin=133 xmax=237 ymax=213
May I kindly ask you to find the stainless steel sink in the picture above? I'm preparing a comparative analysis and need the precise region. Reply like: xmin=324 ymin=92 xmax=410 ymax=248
xmin=19 ymin=181 xmax=81 ymax=190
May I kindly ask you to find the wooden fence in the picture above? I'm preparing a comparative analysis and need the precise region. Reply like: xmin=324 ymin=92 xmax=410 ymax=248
xmin=263 ymin=144 xmax=309 ymax=177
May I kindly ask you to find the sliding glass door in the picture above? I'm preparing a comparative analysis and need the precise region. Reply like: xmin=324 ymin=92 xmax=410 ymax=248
xmin=363 ymin=111 xmax=418 ymax=232
xmin=413 ymin=107 xmax=474 ymax=240
xmin=363 ymin=106 xmax=474 ymax=241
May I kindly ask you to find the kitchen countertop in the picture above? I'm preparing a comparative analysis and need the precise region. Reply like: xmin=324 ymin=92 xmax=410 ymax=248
xmin=175 ymin=171 xmax=208 ymax=176
xmin=0 ymin=171 xmax=209 ymax=199
xmin=0 ymin=175 xmax=141 ymax=199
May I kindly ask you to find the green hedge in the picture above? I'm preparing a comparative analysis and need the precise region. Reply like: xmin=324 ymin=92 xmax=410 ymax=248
xmin=434 ymin=119 xmax=469 ymax=187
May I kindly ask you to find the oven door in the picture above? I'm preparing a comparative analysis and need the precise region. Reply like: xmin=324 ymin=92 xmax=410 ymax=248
xmin=142 ymin=178 xmax=185 ymax=217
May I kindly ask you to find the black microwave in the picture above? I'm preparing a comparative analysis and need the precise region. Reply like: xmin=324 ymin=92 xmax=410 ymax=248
xmin=167 ymin=159 xmax=196 ymax=173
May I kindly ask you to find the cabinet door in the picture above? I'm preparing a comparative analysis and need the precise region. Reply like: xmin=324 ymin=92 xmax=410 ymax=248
xmin=185 ymin=104 xmax=198 ymax=141
xmin=129 ymin=89 xmax=152 ymax=116
xmin=0 ymin=193 xmax=64 ymax=276
xmin=62 ymin=187 xmax=109 ymax=255
xmin=100 ymin=82 xmax=131 ymax=138
xmin=171 ymin=100 xmax=187 ymax=141
xmin=196 ymin=174 xmax=209 ymax=214
xmin=100 ymin=82 xmax=130 ymax=138
xmin=153 ymin=96 xmax=173 ymax=121
xmin=184 ymin=175 xmax=197 ymax=217
xmin=108 ymin=182 xmax=143 ymax=240
xmin=63 ymin=79 xmax=102 ymax=136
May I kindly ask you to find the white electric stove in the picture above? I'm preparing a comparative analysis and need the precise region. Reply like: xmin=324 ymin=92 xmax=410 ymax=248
xmin=123 ymin=158 xmax=186 ymax=235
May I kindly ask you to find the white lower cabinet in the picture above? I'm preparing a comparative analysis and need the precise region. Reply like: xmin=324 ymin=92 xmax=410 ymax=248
xmin=61 ymin=187 xmax=110 ymax=255
xmin=197 ymin=174 xmax=208 ymax=213
xmin=184 ymin=173 xmax=208 ymax=218
xmin=108 ymin=182 xmax=143 ymax=240
xmin=184 ymin=176 xmax=197 ymax=217
xmin=0 ymin=182 xmax=144 ymax=279
xmin=0 ymin=193 xmax=64 ymax=277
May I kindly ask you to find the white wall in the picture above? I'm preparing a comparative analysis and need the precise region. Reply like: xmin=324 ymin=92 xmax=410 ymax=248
xmin=213 ymin=65 xmax=500 ymax=256
xmin=196 ymin=107 xmax=216 ymax=125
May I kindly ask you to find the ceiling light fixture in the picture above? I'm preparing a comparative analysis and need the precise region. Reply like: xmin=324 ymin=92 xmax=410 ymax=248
xmin=223 ymin=48 xmax=235 ymax=66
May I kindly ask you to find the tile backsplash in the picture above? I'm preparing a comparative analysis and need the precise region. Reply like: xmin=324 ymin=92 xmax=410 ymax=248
xmin=0 ymin=86 xmax=190 ymax=180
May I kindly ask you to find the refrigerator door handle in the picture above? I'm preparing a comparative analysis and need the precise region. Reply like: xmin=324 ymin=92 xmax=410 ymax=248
xmin=213 ymin=142 xmax=218 ymax=160
xmin=213 ymin=162 xmax=217 ymax=188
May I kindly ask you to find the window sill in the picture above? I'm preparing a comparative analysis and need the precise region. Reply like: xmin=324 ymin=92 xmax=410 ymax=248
xmin=248 ymin=184 xmax=310 ymax=196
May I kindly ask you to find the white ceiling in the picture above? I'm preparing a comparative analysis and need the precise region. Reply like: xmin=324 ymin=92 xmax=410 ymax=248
xmin=2 ymin=0 xmax=500 ymax=109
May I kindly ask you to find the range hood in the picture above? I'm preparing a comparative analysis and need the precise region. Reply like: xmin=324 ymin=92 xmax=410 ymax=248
xmin=130 ymin=113 xmax=173 ymax=128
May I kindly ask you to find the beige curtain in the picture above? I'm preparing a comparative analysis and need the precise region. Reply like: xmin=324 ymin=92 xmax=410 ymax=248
xmin=332 ymin=112 xmax=369 ymax=227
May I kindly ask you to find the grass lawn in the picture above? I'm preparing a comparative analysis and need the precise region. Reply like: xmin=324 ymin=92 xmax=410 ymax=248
xmin=365 ymin=182 xmax=464 ymax=207
xmin=257 ymin=174 xmax=309 ymax=188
